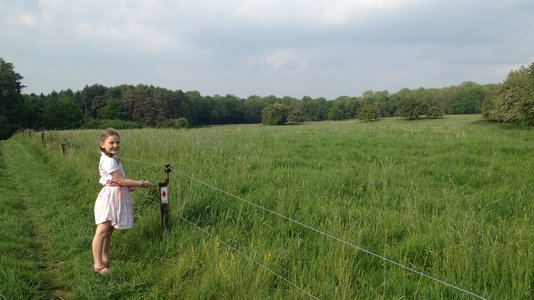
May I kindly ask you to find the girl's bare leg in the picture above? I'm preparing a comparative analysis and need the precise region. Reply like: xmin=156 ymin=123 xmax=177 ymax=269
xmin=92 ymin=221 xmax=112 ymax=269
xmin=102 ymin=226 xmax=114 ymax=264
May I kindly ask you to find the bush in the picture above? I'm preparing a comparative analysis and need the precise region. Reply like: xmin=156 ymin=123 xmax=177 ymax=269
xmin=359 ymin=105 xmax=379 ymax=121
xmin=287 ymin=109 xmax=304 ymax=125
xmin=261 ymin=103 xmax=290 ymax=125
xmin=486 ymin=62 xmax=534 ymax=126
xmin=261 ymin=103 xmax=303 ymax=125
xmin=160 ymin=118 xmax=190 ymax=129
xmin=428 ymin=106 xmax=444 ymax=119
xmin=397 ymin=98 xmax=429 ymax=120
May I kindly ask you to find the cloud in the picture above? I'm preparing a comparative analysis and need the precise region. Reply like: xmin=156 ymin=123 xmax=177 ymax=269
xmin=1 ymin=0 xmax=533 ymax=97
xmin=17 ymin=13 xmax=37 ymax=26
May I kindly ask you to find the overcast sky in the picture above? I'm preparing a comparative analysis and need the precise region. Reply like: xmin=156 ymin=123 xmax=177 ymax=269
xmin=1 ymin=0 xmax=533 ymax=99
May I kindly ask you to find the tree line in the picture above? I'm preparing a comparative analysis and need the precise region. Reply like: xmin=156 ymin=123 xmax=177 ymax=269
xmin=2 ymin=57 xmax=533 ymax=139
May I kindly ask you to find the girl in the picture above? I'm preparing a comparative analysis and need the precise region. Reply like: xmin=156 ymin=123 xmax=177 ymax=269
xmin=92 ymin=128 xmax=153 ymax=274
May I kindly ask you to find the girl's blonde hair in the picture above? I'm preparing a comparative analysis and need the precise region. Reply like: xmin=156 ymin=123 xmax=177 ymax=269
xmin=98 ymin=128 xmax=120 ymax=155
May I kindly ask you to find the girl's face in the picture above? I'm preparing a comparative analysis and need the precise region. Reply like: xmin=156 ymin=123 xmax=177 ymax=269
xmin=100 ymin=135 xmax=121 ymax=155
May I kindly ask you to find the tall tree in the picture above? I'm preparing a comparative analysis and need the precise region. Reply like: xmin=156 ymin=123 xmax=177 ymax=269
xmin=211 ymin=94 xmax=244 ymax=124
xmin=42 ymin=91 xmax=84 ymax=129
xmin=303 ymin=96 xmax=328 ymax=121
xmin=242 ymin=95 xmax=266 ymax=123
xmin=0 ymin=58 xmax=25 ymax=139
xmin=164 ymin=89 xmax=190 ymax=121
xmin=79 ymin=84 xmax=107 ymax=118
xmin=188 ymin=91 xmax=214 ymax=125
xmin=448 ymin=82 xmax=485 ymax=114
xmin=329 ymin=96 xmax=359 ymax=120
xmin=128 ymin=85 xmax=165 ymax=127
xmin=99 ymin=98 xmax=123 ymax=119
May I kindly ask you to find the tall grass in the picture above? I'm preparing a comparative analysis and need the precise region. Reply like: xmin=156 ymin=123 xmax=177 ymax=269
xmin=1 ymin=115 xmax=533 ymax=299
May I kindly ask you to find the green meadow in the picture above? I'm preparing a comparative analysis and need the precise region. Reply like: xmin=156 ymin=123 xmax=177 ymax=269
xmin=1 ymin=115 xmax=533 ymax=299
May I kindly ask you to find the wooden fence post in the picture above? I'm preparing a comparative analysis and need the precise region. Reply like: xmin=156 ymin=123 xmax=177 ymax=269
xmin=159 ymin=164 xmax=172 ymax=232
xmin=61 ymin=139 xmax=68 ymax=156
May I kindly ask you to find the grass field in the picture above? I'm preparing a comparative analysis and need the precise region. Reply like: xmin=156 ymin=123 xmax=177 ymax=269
xmin=1 ymin=115 xmax=533 ymax=299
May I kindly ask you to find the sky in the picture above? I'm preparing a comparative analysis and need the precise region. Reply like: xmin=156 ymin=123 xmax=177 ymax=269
xmin=1 ymin=0 xmax=534 ymax=99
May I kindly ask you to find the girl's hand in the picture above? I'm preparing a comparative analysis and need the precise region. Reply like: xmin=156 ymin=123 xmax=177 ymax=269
xmin=140 ymin=180 xmax=153 ymax=188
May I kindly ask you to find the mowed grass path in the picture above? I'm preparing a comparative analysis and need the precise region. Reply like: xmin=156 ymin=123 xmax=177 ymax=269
xmin=1 ymin=115 xmax=533 ymax=299
xmin=0 ymin=143 xmax=48 ymax=299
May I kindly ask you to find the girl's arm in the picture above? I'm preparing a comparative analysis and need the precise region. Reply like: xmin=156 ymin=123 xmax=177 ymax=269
xmin=111 ymin=170 xmax=153 ymax=188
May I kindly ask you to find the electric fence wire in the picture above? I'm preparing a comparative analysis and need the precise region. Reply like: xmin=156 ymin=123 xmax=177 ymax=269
xmin=125 ymin=157 xmax=487 ymax=300
xmin=127 ymin=158 xmax=319 ymax=300
xmin=178 ymin=214 xmax=320 ymax=300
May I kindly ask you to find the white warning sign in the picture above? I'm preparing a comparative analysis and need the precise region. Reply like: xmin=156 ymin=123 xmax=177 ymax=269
xmin=160 ymin=186 xmax=169 ymax=204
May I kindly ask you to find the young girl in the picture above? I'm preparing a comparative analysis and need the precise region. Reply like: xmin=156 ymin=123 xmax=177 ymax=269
xmin=92 ymin=128 xmax=153 ymax=274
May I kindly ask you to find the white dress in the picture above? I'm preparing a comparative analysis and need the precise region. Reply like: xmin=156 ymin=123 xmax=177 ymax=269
xmin=94 ymin=152 xmax=134 ymax=229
